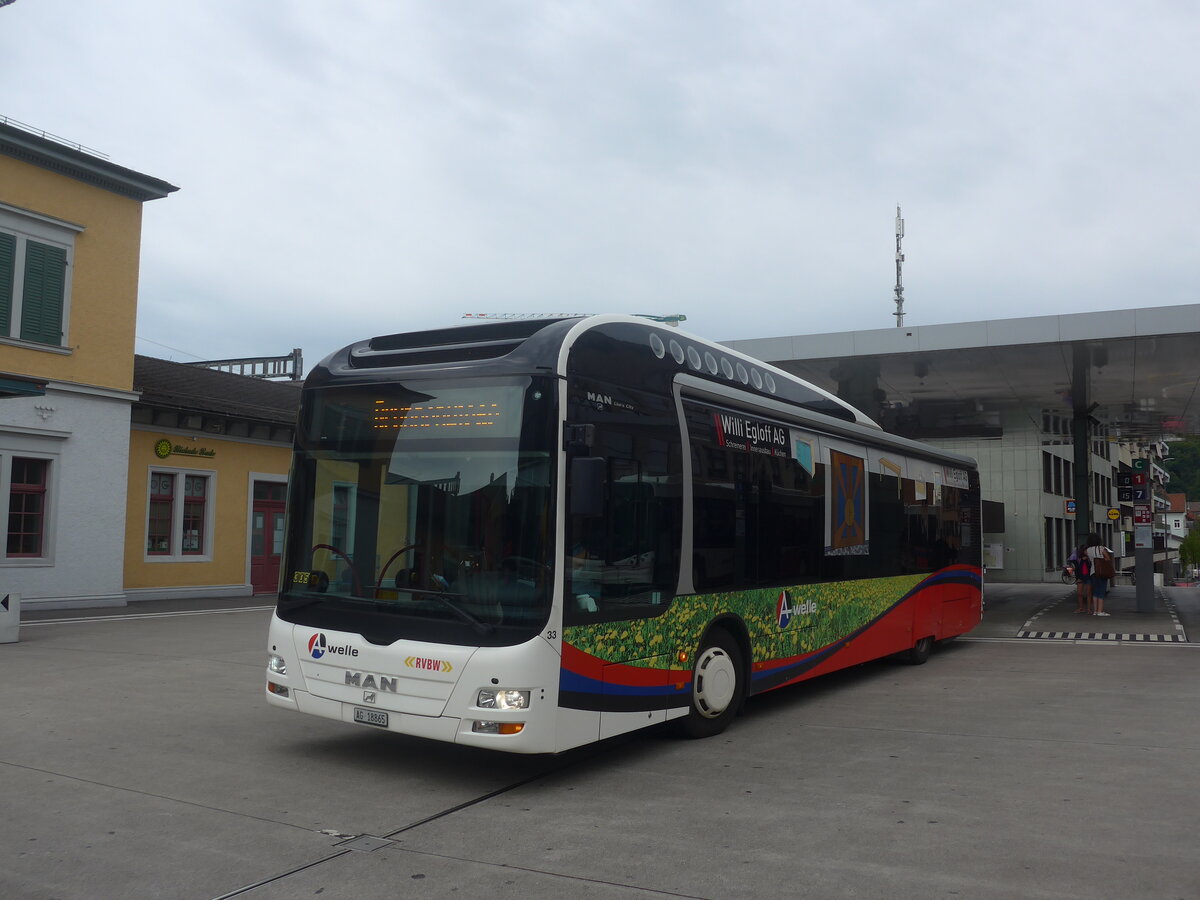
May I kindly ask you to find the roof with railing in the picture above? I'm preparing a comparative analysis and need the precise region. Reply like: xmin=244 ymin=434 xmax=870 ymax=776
xmin=1 ymin=116 xmax=178 ymax=201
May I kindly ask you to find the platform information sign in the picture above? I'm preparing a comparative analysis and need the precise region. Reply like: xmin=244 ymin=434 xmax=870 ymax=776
xmin=1135 ymin=524 xmax=1153 ymax=549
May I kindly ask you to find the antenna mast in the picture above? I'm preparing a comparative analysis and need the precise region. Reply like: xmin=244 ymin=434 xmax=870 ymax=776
xmin=893 ymin=205 xmax=906 ymax=327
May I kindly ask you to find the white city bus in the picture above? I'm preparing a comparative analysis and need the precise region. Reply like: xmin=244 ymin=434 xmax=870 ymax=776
xmin=266 ymin=315 xmax=982 ymax=753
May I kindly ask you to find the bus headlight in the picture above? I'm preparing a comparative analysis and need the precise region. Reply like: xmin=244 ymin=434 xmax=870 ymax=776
xmin=477 ymin=689 xmax=530 ymax=711
xmin=268 ymin=653 xmax=287 ymax=676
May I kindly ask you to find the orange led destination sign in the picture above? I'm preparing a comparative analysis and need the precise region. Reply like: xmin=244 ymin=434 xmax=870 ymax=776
xmin=371 ymin=400 xmax=504 ymax=431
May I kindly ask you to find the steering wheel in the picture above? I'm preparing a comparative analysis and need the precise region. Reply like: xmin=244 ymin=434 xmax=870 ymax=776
xmin=311 ymin=544 xmax=362 ymax=596
xmin=377 ymin=543 xmax=421 ymax=593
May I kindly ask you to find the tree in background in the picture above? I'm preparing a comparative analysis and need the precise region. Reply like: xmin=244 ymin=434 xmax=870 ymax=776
xmin=1178 ymin=527 xmax=1200 ymax=580
xmin=1162 ymin=438 xmax=1200 ymax=497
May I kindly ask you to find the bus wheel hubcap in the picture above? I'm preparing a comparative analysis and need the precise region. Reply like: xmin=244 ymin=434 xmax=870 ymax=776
xmin=694 ymin=647 xmax=736 ymax=718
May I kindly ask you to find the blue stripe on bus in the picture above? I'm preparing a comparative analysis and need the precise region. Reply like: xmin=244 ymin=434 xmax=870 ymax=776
xmin=560 ymin=669 xmax=689 ymax=699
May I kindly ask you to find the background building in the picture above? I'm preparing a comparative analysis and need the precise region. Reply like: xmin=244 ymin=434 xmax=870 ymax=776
xmin=1 ymin=119 xmax=176 ymax=608
xmin=125 ymin=356 xmax=299 ymax=600
xmin=724 ymin=305 xmax=1200 ymax=584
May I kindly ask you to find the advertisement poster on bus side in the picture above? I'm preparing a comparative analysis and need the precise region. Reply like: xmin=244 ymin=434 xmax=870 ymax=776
xmin=712 ymin=412 xmax=790 ymax=458
xmin=827 ymin=448 xmax=868 ymax=555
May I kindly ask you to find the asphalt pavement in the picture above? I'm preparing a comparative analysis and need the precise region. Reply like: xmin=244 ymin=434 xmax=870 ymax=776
xmin=4 ymin=584 xmax=1199 ymax=899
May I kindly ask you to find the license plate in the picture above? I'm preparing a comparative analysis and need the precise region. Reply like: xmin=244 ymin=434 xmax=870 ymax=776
xmin=353 ymin=707 xmax=388 ymax=728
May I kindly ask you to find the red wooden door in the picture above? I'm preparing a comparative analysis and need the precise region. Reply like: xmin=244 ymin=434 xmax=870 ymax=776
xmin=251 ymin=482 xmax=286 ymax=594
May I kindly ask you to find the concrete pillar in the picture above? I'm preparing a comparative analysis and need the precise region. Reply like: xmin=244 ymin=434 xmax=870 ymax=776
xmin=1071 ymin=344 xmax=1091 ymax=545
xmin=1135 ymin=546 xmax=1155 ymax=612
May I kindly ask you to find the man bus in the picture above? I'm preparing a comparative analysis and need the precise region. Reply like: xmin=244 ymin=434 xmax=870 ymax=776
xmin=266 ymin=315 xmax=982 ymax=753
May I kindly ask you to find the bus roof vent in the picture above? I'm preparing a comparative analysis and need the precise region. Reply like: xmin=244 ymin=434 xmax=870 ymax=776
xmin=348 ymin=318 xmax=578 ymax=369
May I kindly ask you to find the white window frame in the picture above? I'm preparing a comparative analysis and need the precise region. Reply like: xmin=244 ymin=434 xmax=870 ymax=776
xmin=144 ymin=467 xmax=216 ymax=562
xmin=0 ymin=450 xmax=58 ymax=565
xmin=0 ymin=203 xmax=81 ymax=349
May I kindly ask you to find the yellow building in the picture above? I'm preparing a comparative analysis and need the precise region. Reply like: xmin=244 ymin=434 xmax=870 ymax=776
xmin=125 ymin=356 xmax=299 ymax=599
xmin=1 ymin=119 xmax=176 ymax=608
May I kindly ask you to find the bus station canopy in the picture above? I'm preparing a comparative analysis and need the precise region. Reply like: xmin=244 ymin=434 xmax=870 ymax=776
xmin=724 ymin=303 xmax=1200 ymax=444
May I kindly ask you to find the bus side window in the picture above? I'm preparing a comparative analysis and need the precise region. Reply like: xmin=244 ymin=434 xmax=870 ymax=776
xmin=566 ymin=449 xmax=681 ymax=621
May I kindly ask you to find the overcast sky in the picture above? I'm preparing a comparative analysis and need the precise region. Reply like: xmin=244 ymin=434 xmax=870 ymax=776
xmin=3 ymin=1 xmax=1198 ymax=369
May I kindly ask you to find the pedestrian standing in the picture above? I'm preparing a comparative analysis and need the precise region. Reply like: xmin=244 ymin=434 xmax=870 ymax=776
xmin=1081 ymin=532 xmax=1116 ymax=617
xmin=1073 ymin=542 xmax=1094 ymax=612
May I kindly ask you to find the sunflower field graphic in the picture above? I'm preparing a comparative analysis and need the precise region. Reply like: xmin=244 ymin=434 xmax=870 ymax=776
xmin=564 ymin=573 xmax=929 ymax=668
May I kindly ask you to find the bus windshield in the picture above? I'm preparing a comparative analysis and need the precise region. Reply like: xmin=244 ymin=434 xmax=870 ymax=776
xmin=279 ymin=376 xmax=556 ymax=639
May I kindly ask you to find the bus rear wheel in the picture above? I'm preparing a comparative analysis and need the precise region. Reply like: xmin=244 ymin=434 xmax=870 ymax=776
xmin=901 ymin=635 xmax=934 ymax=665
xmin=680 ymin=630 xmax=745 ymax=739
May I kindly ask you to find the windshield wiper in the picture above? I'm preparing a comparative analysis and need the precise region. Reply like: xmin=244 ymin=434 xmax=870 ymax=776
xmin=403 ymin=588 xmax=495 ymax=634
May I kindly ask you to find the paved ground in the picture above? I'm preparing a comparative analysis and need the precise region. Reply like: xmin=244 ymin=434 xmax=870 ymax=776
xmin=5 ymin=584 xmax=1199 ymax=899
xmin=972 ymin=582 xmax=1193 ymax=643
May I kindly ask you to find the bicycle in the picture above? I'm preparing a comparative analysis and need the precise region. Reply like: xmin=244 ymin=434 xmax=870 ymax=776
xmin=1060 ymin=564 xmax=1076 ymax=584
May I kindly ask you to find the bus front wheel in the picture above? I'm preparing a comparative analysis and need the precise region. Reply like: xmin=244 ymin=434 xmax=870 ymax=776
xmin=680 ymin=630 xmax=745 ymax=739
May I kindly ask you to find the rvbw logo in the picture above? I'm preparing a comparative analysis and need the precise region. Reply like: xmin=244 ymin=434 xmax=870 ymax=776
xmin=307 ymin=632 xmax=358 ymax=660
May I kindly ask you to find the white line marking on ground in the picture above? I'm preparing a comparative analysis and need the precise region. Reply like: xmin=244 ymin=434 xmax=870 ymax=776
xmin=21 ymin=606 xmax=274 ymax=626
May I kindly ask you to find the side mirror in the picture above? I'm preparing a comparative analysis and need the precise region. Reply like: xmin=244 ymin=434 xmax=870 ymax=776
xmin=570 ymin=457 xmax=606 ymax=518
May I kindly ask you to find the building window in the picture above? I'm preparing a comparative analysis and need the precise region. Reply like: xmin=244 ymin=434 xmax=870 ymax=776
xmin=7 ymin=457 xmax=48 ymax=557
xmin=147 ymin=472 xmax=175 ymax=554
xmin=182 ymin=475 xmax=206 ymax=554
xmin=1044 ymin=517 xmax=1054 ymax=571
xmin=331 ymin=483 xmax=356 ymax=550
xmin=253 ymin=481 xmax=287 ymax=503
xmin=147 ymin=469 xmax=213 ymax=560
xmin=0 ymin=206 xmax=77 ymax=348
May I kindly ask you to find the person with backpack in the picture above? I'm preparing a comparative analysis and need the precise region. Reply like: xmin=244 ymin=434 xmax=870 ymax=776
xmin=1080 ymin=532 xmax=1117 ymax=617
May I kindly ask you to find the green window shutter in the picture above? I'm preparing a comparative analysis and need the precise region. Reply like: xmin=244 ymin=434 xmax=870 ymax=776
xmin=0 ymin=231 xmax=14 ymax=335
xmin=20 ymin=240 xmax=67 ymax=346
